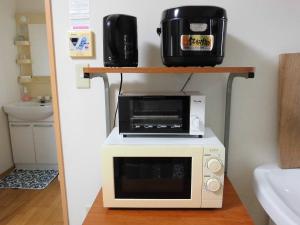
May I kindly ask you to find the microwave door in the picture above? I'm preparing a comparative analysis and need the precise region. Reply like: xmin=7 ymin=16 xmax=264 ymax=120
xmin=113 ymin=157 xmax=192 ymax=199
xmin=101 ymin=146 xmax=204 ymax=208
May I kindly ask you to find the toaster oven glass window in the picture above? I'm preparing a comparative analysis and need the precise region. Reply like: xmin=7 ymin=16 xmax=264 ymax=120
xmin=113 ymin=157 xmax=192 ymax=199
xmin=119 ymin=96 xmax=190 ymax=133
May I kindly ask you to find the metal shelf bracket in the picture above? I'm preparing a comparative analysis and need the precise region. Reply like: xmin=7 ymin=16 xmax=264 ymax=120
xmin=84 ymin=72 xmax=111 ymax=137
xmin=224 ymin=72 xmax=255 ymax=174
xmin=84 ymin=69 xmax=256 ymax=173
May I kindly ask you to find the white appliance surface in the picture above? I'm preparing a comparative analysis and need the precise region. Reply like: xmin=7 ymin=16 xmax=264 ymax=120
xmin=102 ymin=127 xmax=225 ymax=208
xmin=105 ymin=127 xmax=223 ymax=147
xmin=254 ymin=164 xmax=300 ymax=225
xmin=120 ymin=91 xmax=202 ymax=96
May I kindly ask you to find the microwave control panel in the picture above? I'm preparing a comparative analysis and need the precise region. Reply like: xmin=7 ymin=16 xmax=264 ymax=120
xmin=201 ymin=147 xmax=225 ymax=208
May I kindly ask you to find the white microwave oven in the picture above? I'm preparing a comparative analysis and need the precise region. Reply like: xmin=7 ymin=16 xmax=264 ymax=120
xmin=101 ymin=127 xmax=225 ymax=208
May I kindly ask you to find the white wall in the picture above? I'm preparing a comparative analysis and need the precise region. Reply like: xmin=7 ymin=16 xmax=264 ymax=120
xmin=51 ymin=0 xmax=300 ymax=225
xmin=15 ymin=0 xmax=44 ymax=13
xmin=0 ymin=0 xmax=19 ymax=174
xmin=28 ymin=24 xmax=50 ymax=76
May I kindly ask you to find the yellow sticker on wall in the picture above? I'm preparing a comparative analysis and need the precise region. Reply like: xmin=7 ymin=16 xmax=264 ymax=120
xmin=181 ymin=35 xmax=214 ymax=51
xmin=68 ymin=30 xmax=94 ymax=58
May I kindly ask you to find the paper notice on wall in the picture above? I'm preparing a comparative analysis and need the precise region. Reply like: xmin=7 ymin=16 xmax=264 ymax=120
xmin=69 ymin=0 xmax=90 ymax=30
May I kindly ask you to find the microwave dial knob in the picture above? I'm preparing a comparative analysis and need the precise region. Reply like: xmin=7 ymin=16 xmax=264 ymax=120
xmin=207 ymin=158 xmax=223 ymax=173
xmin=206 ymin=178 xmax=221 ymax=192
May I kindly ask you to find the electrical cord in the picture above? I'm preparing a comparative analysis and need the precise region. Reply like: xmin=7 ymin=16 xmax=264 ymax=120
xmin=113 ymin=73 xmax=123 ymax=128
xmin=180 ymin=73 xmax=193 ymax=92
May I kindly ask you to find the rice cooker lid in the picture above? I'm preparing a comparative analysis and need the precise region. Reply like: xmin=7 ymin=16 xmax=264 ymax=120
xmin=161 ymin=6 xmax=227 ymax=21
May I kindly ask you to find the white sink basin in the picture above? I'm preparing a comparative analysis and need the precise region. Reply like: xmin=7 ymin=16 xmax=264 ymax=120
xmin=3 ymin=101 xmax=53 ymax=121
xmin=254 ymin=164 xmax=300 ymax=225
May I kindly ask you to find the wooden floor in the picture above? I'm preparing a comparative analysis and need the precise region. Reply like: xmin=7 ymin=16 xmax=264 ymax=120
xmin=0 ymin=178 xmax=63 ymax=225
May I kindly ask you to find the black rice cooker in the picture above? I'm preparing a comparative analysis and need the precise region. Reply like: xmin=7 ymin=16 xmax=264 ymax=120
xmin=157 ymin=6 xmax=227 ymax=67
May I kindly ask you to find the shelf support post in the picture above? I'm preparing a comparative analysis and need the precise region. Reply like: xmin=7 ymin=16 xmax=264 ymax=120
xmin=224 ymin=72 xmax=254 ymax=174
xmin=84 ymin=72 xmax=111 ymax=137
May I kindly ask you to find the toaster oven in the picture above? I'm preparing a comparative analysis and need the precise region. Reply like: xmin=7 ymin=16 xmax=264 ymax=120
xmin=118 ymin=92 xmax=205 ymax=137
xmin=101 ymin=127 xmax=225 ymax=208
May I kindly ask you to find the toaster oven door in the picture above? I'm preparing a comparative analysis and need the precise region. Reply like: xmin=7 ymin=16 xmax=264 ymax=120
xmin=119 ymin=96 xmax=190 ymax=134
xmin=102 ymin=146 xmax=203 ymax=208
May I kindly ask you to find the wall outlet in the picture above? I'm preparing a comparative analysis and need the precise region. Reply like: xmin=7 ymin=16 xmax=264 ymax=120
xmin=76 ymin=64 xmax=90 ymax=89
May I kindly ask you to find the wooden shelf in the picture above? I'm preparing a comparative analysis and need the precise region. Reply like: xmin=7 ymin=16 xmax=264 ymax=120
xmin=16 ymin=59 xmax=32 ymax=64
xmin=83 ymin=66 xmax=255 ymax=76
xmin=83 ymin=177 xmax=254 ymax=225
xmin=14 ymin=41 xmax=30 ymax=46
xmin=18 ymin=76 xmax=32 ymax=84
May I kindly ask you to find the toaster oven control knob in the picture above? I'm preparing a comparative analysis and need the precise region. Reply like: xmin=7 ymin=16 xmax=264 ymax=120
xmin=207 ymin=158 xmax=222 ymax=173
xmin=206 ymin=178 xmax=221 ymax=192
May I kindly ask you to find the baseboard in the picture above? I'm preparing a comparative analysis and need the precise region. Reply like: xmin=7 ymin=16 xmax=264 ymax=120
xmin=14 ymin=163 xmax=58 ymax=170
xmin=0 ymin=166 xmax=15 ymax=179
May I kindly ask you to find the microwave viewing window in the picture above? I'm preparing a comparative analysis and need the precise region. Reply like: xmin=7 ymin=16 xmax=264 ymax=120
xmin=113 ymin=157 xmax=192 ymax=199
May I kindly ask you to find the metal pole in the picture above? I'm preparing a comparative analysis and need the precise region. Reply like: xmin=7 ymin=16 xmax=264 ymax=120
xmin=85 ymin=73 xmax=111 ymax=137
xmin=101 ymin=74 xmax=111 ymax=136
xmin=224 ymin=73 xmax=254 ymax=174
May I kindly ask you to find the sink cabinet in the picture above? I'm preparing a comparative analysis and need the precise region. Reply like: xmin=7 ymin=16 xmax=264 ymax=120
xmin=9 ymin=121 xmax=57 ymax=169
xmin=10 ymin=123 xmax=36 ymax=164
xmin=33 ymin=124 xmax=57 ymax=164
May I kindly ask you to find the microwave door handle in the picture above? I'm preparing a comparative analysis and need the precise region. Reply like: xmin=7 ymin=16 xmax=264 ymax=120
xmin=106 ymin=14 xmax=120 ymax=57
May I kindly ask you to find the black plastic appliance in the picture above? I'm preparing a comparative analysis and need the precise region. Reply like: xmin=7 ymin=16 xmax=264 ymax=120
xmin=103 ymin=14 xmax=138 ymax=67
xmin=157 ymin=6 xmax=227 ymax=67
xmin=118 ymin=94 xmax=190 ymax=135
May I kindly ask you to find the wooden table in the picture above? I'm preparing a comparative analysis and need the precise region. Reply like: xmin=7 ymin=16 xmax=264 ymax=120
xmin=83 ymin=177 xmax=254 ymax=225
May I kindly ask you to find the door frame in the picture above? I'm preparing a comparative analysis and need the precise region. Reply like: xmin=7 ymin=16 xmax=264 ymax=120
xmin=45 ymin=1 xmax=69 ymax=224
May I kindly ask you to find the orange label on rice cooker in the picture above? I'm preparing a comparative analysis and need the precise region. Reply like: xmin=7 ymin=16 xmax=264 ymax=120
xmin=181 ymin=35 xmax=214 ymax=51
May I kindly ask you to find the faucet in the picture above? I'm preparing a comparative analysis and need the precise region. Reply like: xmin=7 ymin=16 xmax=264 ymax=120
xmin=37 ymin=96 xmax=51 ymax=103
